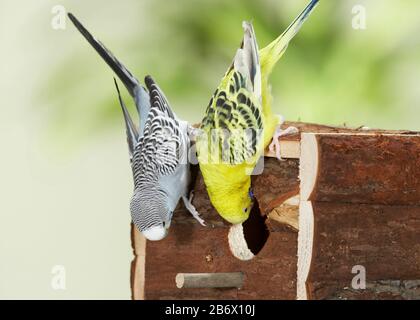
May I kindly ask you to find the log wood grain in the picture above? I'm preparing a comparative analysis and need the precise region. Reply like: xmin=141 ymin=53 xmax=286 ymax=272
xmin=307 ymin=280 xmax=420 ymax=300
xmin=252 ymin=158 xmax=300 ymax=216
xmin=132 ymin=160 xmax=300 ymax=300
xmin=143 ymin=218 xmax=297 ymax=300
xmin=301 ymin=133 xmax=420 ymax=205
xmin=299 ymin=202 xmax=420 ymax=289
xmin=131 ymin=123 xmax=420 ymax=300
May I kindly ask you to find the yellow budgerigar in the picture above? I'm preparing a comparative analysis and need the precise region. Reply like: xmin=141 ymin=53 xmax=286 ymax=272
xmin=196 ymin=0 xmax=319 ymax=224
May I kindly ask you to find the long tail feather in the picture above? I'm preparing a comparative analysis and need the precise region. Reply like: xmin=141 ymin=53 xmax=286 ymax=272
xmin=240 ymin=22 xmax=262 ymax=100
xmin=68 ymin=13 xmax=139 ymax=97
xmin=114 ymin=78 xmax=138 ymax=158
xmin=260 ymin=0 xmax=319 ymax=74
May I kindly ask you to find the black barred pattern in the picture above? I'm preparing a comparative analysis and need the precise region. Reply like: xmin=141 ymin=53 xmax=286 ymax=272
xmin=68 ymin=12 xmax=182 ymax=234
xmin=130 ymin=189 xmax=169 ymax=231
xmin=200 ymin=70 xmax=263 ymax=164
xmin=132 ymin=77 xmax=182 ymax=187
xmin=128 ymin=76 xmax=184 ymax=231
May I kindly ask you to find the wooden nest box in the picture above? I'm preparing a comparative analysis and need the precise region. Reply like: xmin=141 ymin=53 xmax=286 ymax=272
xmin=131 ymin=122 xmax=420 ymax=300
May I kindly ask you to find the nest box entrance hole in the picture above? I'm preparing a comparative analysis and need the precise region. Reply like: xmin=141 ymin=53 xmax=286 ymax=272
xmin=228 ymin=199 xmax=270 ymax=260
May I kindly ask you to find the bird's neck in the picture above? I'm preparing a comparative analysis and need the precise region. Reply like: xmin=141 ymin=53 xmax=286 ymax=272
xmin=201 ymin=162 xmax=250 ymax=194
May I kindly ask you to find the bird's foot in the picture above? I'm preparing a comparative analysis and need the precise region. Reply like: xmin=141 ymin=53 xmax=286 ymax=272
xmin=182 ymin=192 xmax=206 ymax=226
xmin=269 ymin=125 xmax=299 ymax=160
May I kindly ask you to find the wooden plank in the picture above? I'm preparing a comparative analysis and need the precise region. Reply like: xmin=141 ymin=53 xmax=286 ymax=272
xmin=132 ymin=123 xmax=420 ymax=300
xmin=297 ymin=201 xmax=420 ymax=299
xmin=300 ymin=133 xmax=420 ymax=205
xmin=264 ymin=121 xmax=419 ymax=159
xmin=252 ymin=158 xmax=300 ymax=216
xmin=132 ymin=163 xmax=301 ymax=299
xmin=307 ymin=280 xmax=420 ymax=300
xmin=143 ymin=218 xmax=297 ymax=300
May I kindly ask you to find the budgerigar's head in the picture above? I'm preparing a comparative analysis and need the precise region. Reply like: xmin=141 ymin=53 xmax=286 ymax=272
xmin=210 ymin=181 xmax=254 ymax=225
xmin=130 ymin=190 xmax=172 ymax=241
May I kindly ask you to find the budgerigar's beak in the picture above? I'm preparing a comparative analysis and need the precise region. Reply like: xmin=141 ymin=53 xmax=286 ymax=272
xmin=142 ymin=225 xmax=168 ymax=241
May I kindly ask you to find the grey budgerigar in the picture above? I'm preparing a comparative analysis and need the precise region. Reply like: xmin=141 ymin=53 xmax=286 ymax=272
xmin=68 ymin=13 xmax=205 ymax=241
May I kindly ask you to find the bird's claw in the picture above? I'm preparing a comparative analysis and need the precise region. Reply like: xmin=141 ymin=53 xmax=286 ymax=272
xmin=269 ymin=125 xmax=299 ymax=161
xmin=182 ymin=193 xmax=207 ymax=226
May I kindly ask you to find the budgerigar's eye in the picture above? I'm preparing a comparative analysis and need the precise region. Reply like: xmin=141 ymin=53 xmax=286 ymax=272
xmin=243 ymin=208 xmax=248 ymax=213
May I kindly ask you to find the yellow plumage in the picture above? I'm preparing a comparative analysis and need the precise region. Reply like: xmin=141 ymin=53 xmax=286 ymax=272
xmin=197 ymin=0 xmax=319 ymax=224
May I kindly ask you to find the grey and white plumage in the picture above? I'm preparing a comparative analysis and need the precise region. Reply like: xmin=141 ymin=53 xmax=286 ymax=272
xmin=68 ymin=13 xmax=205 ymax=241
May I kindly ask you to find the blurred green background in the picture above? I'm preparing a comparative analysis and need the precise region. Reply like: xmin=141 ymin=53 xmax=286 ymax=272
xmin=1 ymin=0 xmax=419 ymax=299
